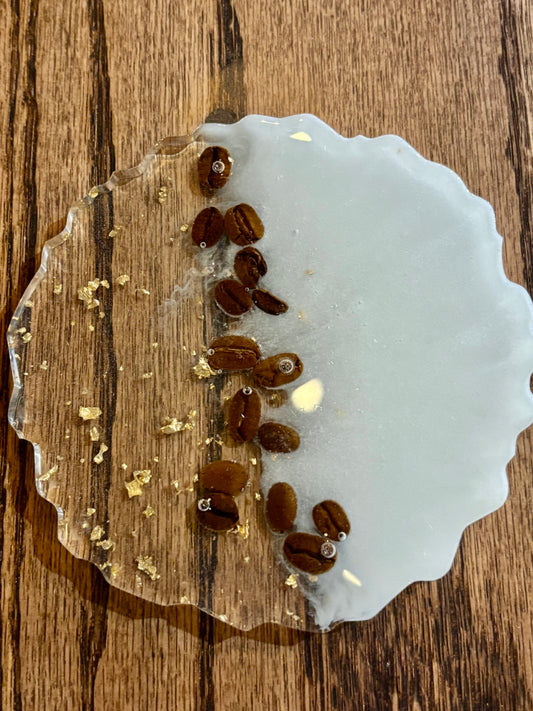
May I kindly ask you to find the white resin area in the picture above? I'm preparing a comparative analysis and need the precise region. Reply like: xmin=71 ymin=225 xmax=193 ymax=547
xmin=199 ymin=115 xmax=533 ymax=627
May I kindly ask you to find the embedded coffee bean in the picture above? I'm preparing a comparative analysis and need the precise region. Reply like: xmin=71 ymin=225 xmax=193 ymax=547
xmin=224 ymin=204 xmax=264 ymax=245
xmin=228 ymin=387 xmax=261 ymax=442
xmin=199 ymin=460 xmax=249 ymax=496
xmin=283 ymin=532 xmax=337 ymax=575
xmin=234 ymin=247 xmax=268 ymax=288
xmin=198 ymin=146 xmax=232 ymax=190
xmin=257 ymin=422 xmax=300 ymax=453
xmin=191 ymin=207 xmax=224 ymax=248
xmin=214 ymin=279 xmax=253 ymax=316
xmin=253 ymin=353 xmax=303 ymax=388
xmin=207 ymin=336 xmax=261 ymax=370
xmin=312 ymin=500 xmax=351 ymax=541
xmin=196 ymin=492 xmax=239 ymax=531
xmin=265 ymin=482 xmax=297 ymax=532
xmin=252 ymin=289 xmax=288 ymax=315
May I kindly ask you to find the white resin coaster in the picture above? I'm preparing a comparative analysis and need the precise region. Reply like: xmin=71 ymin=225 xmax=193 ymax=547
xmin=8 ymin=114 xmax=533 ymax=630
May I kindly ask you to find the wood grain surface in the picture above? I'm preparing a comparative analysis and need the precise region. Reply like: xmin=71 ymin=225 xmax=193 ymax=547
xmin=1 ymin=0 xmax=532 ymax=709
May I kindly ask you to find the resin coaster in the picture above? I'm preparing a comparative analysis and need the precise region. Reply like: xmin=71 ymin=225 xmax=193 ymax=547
xmin=8 ymin=115 xmax=533 ymax=630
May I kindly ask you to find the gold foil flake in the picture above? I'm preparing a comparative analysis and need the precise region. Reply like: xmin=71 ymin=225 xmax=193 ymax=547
xmin=99 ymin=311 xmax=105 ymax=319
xmin=121 ymin=463 xmax=128 ymax=470
xmin=118 ymin=365 xmax=124 ymax=372
xmin=93 ymin=443 xmax=108 ymax=464
xmin=81 ymin=521 xmax=90 ymax=531
xmin=179 ymin=595 xmax=190 ymax=604
xmin=25 ymin=300 xmax=34 ymax=308
xmin=40 ymin=360 xmax=48 ymax=370
xmin=142 ymin=506 xmax=155 ymax=518
xmin=21 ymin=333 xmax=32 ymax=343
xmin=38 ymin=464 xmax=58 ymax=482
xmin=151 ymin=342 xmax=159 ymax=349
xmin=159 ymin=410 xmax=196 ymax=435
xmin=56 ymin=455 xmax=64 ymax=461
xmin=100 ymin=279 xmax=110 ymax=289
xmin=233 ymin=521 xmax=249 ymax=540
xmin=142 ymin=372 xmax=153 ymax=379
xmin=90 ymin=525 xmax=105 ymax=541
xmin=15 ymin=327 xmax=26 ymax=334
xmin=244 ymin=556 xmax=250 ymax=563
xmin=88 ymin=324 xmax=95 ymax=332
xmin=115 ymin=274 xmax=130 ymax=286
xmin=65 ymin=429 xmax=71 ymax=440
xmin=125 ymin=479 xmax=143 ymax=498
xmin=285 ymin=610 xmax=301 ymax=622
xmin=297 ymin=311 xmax=307 ymax=321
xmin=290 ymin=131 xmax=312 ymax=142
xmin=65 ymin=402 xmax=71 ymax=408
xmin=254 ymin=492 xmax=262 ymax=501
xmin=107 ymin=225 xmax=122 ymax=239
xmin=86 ymin=508 xmax=96 ymax=516
xmin=134 ymin=470 xmax=152 ymax=484
xmin=209 ymin=383 xmax=216 ymax=390
xmin=250 ymin=458 xmax=258 ymax=466
xmin=171 ymin=480 xmax=181 ymax=493
xmin=95 ymin=538 xmax=115 ymax=551
xmin=153 ymin=456 xmax=159 ymax=463
xmin=89 ymin=426 xmax=99 ymax=442
xmin=135 ymin=288 xmax=150 ymax=296
xmin=89 ymin=187 xmax=99 ymax=198
xmin=157 ymin=186 xmax=168 ymax=204
xmin=79 ymin=458 xmax=86 ymax=464
xmin=77 ymin=280 xmax=101 ymax=309
xmin=285 ymin=574 xmax=299 ymax=589
xmin=307 ymin=574 xmax=319 ymax=583
xmin=136 ymin=555 xmax=160 ymax=581
xmin=110 ymin=563 xmax=121 ymax=579
xmin=218 ymin=614 xmax=228 ymax=623
xmin=304 ymin=269 xmax=315 ymax=275
xmin=53 ymin=281 xmax=63 ymax=295
xmin=180 ymin=223 xmax=189 ymax=232
xmin=98 ymin=561 xmax=111 ymax=571
xmin=79 ymin=406 xmax=102 ymax=420
xmin=193 ymin=355 xmax=217 ymax=379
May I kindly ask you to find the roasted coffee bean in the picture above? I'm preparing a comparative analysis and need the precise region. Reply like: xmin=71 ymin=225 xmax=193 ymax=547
xmin=207 ymin=335 xmax=261 ymax=370
xmin=198 ymin=146 xmax=232 ymax=190
xmin=283 ymin=532 xmax=337 ymax=575
xmin=265 ymin=482 xmax=297 ymax=532
xmin=191 ymin=207 xmax=224 ymax=248
xmin=234 ymin=247 xmax=268 ymax=288
xmin=252 ymin=289 xmax=288 ymax=315
xmin=224 ymin=204 xmax=264 ymax=246
xmin=253 ymin=353 xmax=303 ymax=388
xmin=199 ymin=460 xmax=248 ymax=496
xmin=228 ymin=387 xmax=261 ymax=442
xmin=257 ymin=422 xmax=300 ymax=453
xmin=196 ymin=492 xmax=239 ymax=531
xmin=312 ymin=500 xmax=351 ymax=541
xmin=214 ymin=279 xmax=253 ymax=317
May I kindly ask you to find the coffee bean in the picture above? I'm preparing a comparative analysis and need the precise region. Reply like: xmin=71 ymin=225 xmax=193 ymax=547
xmin=196 ymin=492 xmax=239 ymax=531
xmin=253 ymin=353 xmax=303 ymax=388
xmin=283 ymin=532 xmax=337 ymax=575
xmin=214 ymin=279 xmax=253 ymax=316
xmin=199 ymin=460 xmax=249 ymax=496
xmin=265 ymin=482 xmax=297 ymax=532
xmin=207 ymin=335 xmax=261 ymax=370
xmin=257 ymin=422 xmax=300 ymax=453
xmin=252 ymin=289 xmax=288 ymax=315
xmin=191 ymin=207 xmax=224 ymax=248
xmin=224 ymin=204 xmax=264 ymax=245
xmin=228 ymin=387 xmax=261 ymax=442
xmin=312 ymin=500 xmax=351 ymax=541
xmin=198 ymin=146 xmax=232 ymax=190
xmin=234 ymin=247 xmax=268 ymax=288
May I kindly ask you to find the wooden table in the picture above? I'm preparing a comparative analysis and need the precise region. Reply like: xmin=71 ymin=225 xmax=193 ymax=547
xmin=1 ymin=1 xmax=532 ymax=708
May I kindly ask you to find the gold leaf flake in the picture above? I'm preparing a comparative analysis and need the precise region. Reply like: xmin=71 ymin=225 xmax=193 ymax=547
xmin=39 ymin=360 xmax=48 ymax=370
xmin=110 ymin=564 xmax=121 ymax=579
xmin=100 ymin=279 xmax=110 ymax=289
xmin=142 ymin=371 xmax=153 ymax=379
xmin=95 ymin=538 xmax=115 ymax=551
xmin=21 ymin=333 xmax=32 ymax=343
xmin=125 ymin=469 xmax=152 ymax=498
xmin=171 ymin=480 xmax=181 ymax=493
xmin=151 ymin=342 xmax=159 ymax=349
xmin=157 ymin=186 xmax=168 ymax=204
xmin=115 ymin=274 xmax=130 ymax=286
xmin=86 ymin=508 xmax=96 ymax=516
xmin=180 ymin=223 xmax=189 ymax=232
xmin=77 ymin=280 xmax=101 ymax=309
xmin=121 ymin=463 xmax=128 ymax=470
xmin=99 ymin=311 xmax=105 ymax=319
xmin=93 ymin=443 xmax=108 ymax=464
xmin=304 ymin=269 xmax=315 ymax=275
xmin=125 ymin=479 xmax=143 ymax=498
xmin=289 ymin=131 xmax=312 ymax=142
xmin=25 ymin=300 xmax=34 ymax=308
xmin=89 ymin=187 xmax=99 ymax=198
xmin=233 ymin=521 xmax=249 ymax=540
xmin=192 ymin=355 xmax=217 ymax=379
xmin=285 ymin=574 xmax=298 ymax=589
xmin=79 ymin=458 xmax=86 ymax=464
xmin=65 ymin=401 xmax=72 ymax=406
xmin=250 ymin=458 xmax=258 ymax=466
xmin=142 ymin=506 xmax=155 ymax=518
xmin=179 ymin=595 xmax=190 ymax=604
xmin=79 ymin=406 xmax=102 ymax=420
xmin=90 ymin=525 xmax=105 ymax=541
xmin=53 ymin=281 xmax=63 ymax=295
xmin=254 ymin=491 xmax=262 ymax=501
xmin=135 ymin=288 xmax=150 ymax=296
xmin=136 ymin=555 xmax=160 ymax=581
xmin=159 ymin=410 xmax=196 ymax=435
xmin=308 ymin=574 xmax=319 ymax=583
xmin=88 ymin=324 xmax=95 ymax=332
xmin=89 ymin=426 xmax=99 ymax=442
xmin=15 ymin=327 xmax=26 ymax=334
xmin=153 ymin=456 xmax=159 ymax=463
xmin=38 ymin=464 xmax=58 ymax=482
xmin=243 ymin=556 xmax=250 ymax=563
xmin=133 ymin=470 xmax=152 ymax=485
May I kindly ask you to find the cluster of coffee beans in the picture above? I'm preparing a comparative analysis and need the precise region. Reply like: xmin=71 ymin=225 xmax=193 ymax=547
xmin=196 ymin=460 xmax=248 ymax=531
xmin=193 ymin=146 xmax=288 ymax=318
xmin=265 ymin=484 xmax=351 ymax=576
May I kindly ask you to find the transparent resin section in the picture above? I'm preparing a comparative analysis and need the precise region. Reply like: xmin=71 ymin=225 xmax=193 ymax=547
xmin=8 ymin=115 xmax=533 ymax=630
